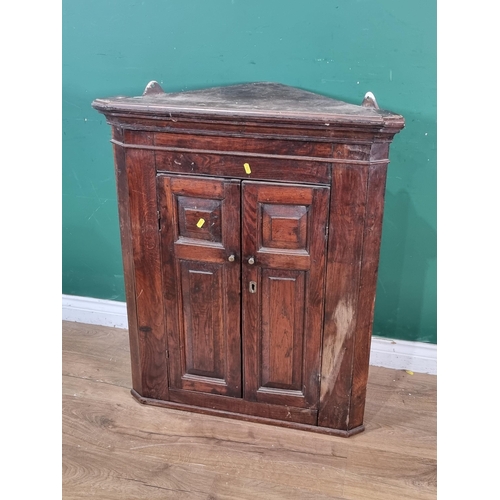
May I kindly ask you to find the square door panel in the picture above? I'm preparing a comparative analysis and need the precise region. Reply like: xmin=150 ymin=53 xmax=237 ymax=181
xmin=261 ymin=203 xmax=308 ymax=250
xmin=177 ymin=196 xmax=222 ymax=243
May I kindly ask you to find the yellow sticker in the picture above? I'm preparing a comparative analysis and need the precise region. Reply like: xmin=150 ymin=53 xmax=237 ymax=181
xmin=405 ymin=370 xmax=414 ymax=375
xmin=244 ymin=162 xmax=251 ymax=174
xmin=196 ymin=218 xmax=205 ymax=228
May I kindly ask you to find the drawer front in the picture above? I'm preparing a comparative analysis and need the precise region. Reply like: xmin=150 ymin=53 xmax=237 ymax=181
xmin=154 ymin=132 xmax=333 ymax=157
xmin=155 ymin=151 xmax=331 ymax=185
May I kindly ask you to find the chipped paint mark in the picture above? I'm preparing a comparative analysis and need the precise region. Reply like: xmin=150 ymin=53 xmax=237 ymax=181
xmin=320 ymin=299 xmax=355 ymax=402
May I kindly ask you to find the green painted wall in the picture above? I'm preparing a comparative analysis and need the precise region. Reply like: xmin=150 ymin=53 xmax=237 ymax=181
xmin=62 ymin=0 xmax=436 ymax=343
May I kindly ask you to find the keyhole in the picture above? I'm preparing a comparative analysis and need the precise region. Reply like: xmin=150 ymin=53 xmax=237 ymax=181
xmin=249 ymin=281 xmax=257 ymax=293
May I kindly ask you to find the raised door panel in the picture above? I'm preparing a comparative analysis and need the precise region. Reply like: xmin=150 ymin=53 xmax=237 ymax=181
xmin=242 ymin=181 xmax=330 ymax=409
xmin=157 ymin=175 xmax=241 ymax=397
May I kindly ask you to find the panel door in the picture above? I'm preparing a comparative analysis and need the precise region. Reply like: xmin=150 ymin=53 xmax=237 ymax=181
xmin=157 ymin=174 xmax=241 ymax=397
xmin=242 ymin=181 xmax=330 ymax=408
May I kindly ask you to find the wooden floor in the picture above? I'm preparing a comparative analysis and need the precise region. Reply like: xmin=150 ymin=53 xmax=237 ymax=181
xmin=62 ymin=321 xmax=436 ymax=500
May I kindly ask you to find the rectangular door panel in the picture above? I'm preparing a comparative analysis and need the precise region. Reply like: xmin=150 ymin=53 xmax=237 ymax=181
xmin=158 ymin=174 xmax=241 ymax=397
xmin=180 ymin=261 xmax=224 ymax=378
xmin=261 ymin=269 xmax=305 ymax=391
xmin=242 ymin=180 xmax=330 ymax=409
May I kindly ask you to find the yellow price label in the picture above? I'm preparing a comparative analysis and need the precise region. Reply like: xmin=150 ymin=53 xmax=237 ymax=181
xmin=243 ymin=162 xmax=251 ymax=174
xmin=196 ymin=218 xmax=205 ymax=228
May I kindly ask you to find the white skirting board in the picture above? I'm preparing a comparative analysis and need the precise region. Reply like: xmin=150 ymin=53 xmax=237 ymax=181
xmin=62 ymin=294 xmax=129 ymax=329
xmin=62 ymin=294 xmax=436 ymax=375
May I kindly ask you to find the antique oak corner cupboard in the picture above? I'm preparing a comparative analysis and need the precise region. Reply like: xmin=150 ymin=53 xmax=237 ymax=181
xmin=92 ymin=81 xmax=404 ymax=437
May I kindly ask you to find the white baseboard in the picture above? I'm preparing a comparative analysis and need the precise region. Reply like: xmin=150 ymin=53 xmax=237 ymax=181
xmin=369 ymin=337 xmax=436 ymax=375
xmin=62 ymin=294 xmax=436 ymax=375
xmin=62 ymin=294 xmax=128 ymax=329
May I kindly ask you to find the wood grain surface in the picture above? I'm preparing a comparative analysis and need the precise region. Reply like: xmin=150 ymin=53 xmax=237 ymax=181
xmin=124 ymin=132 xmax=169 ymax=401
xmin=318 ymin=164 xmax=369 ymax=430
xmin=157 ymin=175 xmax=242 ymax=398
xmin=63 ymin=321 xmax=436 ymax=500
xmin=92 ymin=82 xmax=408 ymax=444
xmin=241 ymin=181 xmax=329 ymax=410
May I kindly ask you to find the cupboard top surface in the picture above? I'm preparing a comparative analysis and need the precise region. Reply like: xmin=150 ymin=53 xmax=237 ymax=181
xmin=92 ymin=82 xmax=404 ymax=130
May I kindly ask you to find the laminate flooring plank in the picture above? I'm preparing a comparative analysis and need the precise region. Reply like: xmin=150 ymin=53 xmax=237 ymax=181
xmin=63 ymin=373 xmax=350 ymax=460
xmin=62 ymin=321 xmax=437 ymax=500
xmin=63 ymin=384 xmax=347 ymax=498
xmin=342 ymin=447 xmax=436 ymax=500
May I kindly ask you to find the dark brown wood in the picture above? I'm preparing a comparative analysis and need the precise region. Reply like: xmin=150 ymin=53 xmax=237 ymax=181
xmin=92 ymin=82 xmax=404 ymax=436
xmin=125 ymin=132 xmax=169 ymax=400
xmin=166 ymin=388 xmax=316 ymax=425
xmin=155 ymin=151 xmax=331 ymax=184
xmin=332 ymin=143 xmax=372 ymax=161
xmin=93 ymin=82 xmax=403 ymax=129
xmin=111 ymin=126 xmax=142 ymax=394
xmin=317 ymin=164 xmax=369 ymax=430
xmin=108 ymin=114 xmax=400 ymax=143
xmin=242 ymin=181 xmax=329 ymax=409
xmin=158 ymin=175 xmax=241 ymax=397
xmin=132 ymin=390 xmax=366 ymax=437
xmin=154 ymin=131 xmax=332 ymax=157
xmin=348 ymin=162 xmax=389 ymax=429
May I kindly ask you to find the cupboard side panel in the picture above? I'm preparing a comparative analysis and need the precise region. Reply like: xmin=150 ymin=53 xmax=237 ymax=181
xmin=112 ymin=126 xmax=142 ymax=393
xmin=348 ymin=162 xmax=389 ymax=429
xmin=126 ymin=133 xmax=169 ymax=400
xmin=318 ymin=164 xmax=368 ymax=430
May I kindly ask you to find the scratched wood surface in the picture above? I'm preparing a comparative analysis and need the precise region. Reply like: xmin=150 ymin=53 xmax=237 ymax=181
xmin=158 ymin=175 xmax=242 ymax=398
xmin=62 ymin=321 xmax=436 ymax=500
xmin=92 ymin=82 xmax=404 ymax=127
xmin=241 ymin=181 xmax=329 ymax=410
xmin=125 ymin=132 xmax=169 ymax=401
